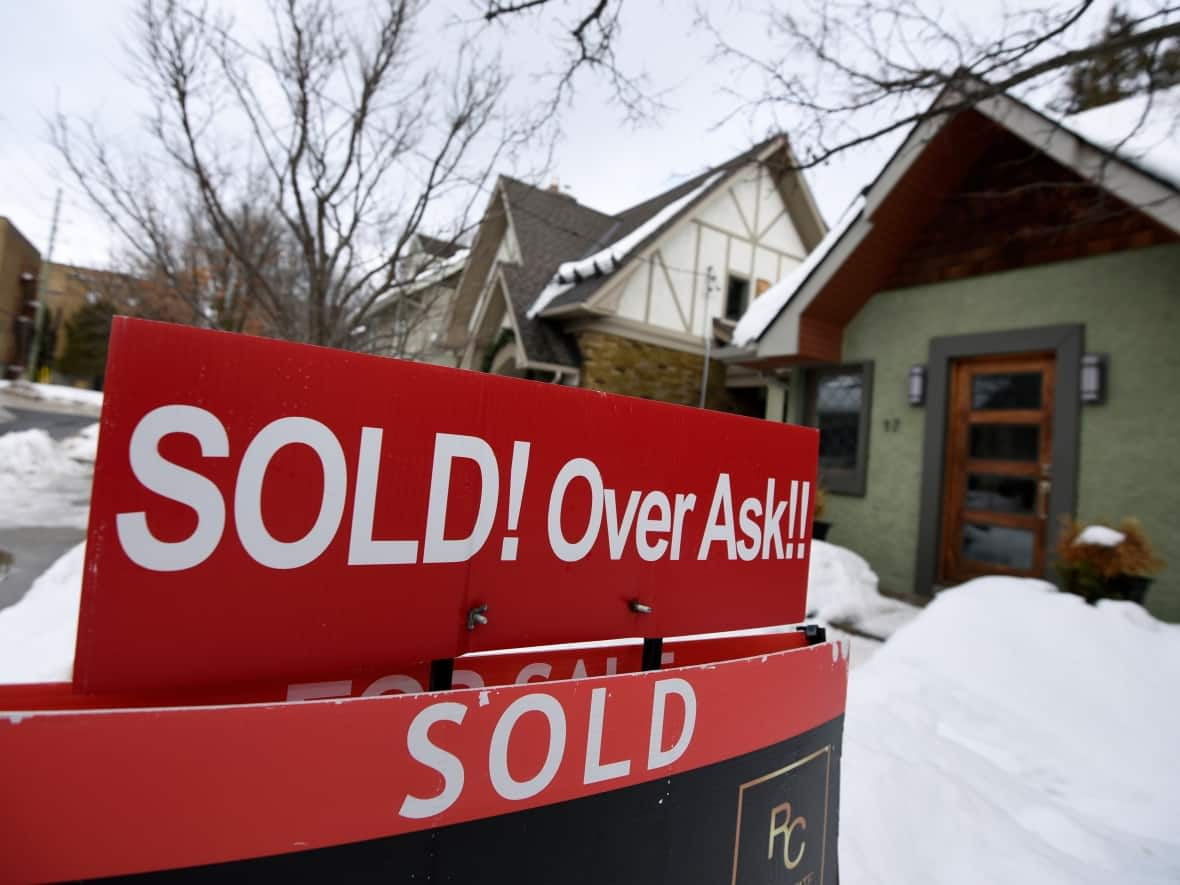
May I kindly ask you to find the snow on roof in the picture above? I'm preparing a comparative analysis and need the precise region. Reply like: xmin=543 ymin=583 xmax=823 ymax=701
xmin=1063 ymin=87 xmax=1180 ymax=189
xmin=527 ymin=172 xmax=723 ymax=319
xmin=732 ymin=196 xmax=865 ymax=347
xmin=371 ymin=246 xmax=470 ymax=311
xmin=732 ymin=89 xmax=1180 ymax=350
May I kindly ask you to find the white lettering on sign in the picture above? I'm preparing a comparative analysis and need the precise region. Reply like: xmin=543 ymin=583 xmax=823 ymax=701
xmin=115 ymin=407 xmax=812 ymax=571
xmin=423 ymin=433 xmax=499 ymax=564
xmin=116 ymin=405 xmax=228 ymax=572
xmin=283 ymin=655 xmax=624 ymax=703
xmin=547 ymin=458 xmax=603 ymax=562
xmin=399 ymin=702 xmax=468 ymax=819
xmin=584 ymin=687 xmax=631 ymax=784
xmin=235 ymin=417 xmax=348 ymax=570
xmin=397 ymin=678 xmax=697 ymax=819
xmin=489 ymin=694 xmax=566 ymax=801
xmin=648 ymin=678 xmax=696 ymax=770
xmin=348 ymin=427 xmax=418 ymax=565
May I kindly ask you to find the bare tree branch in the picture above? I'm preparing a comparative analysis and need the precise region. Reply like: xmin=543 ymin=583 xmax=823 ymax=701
xmin=53 ymin=0 xmax=540 ymax=356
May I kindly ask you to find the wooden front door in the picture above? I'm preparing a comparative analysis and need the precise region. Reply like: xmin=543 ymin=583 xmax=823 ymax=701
xmin=940 ymin=353 xmax=1055 ymax=583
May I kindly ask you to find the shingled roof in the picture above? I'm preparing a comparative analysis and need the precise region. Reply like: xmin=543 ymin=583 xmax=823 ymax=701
xmin=495 ymin=178 xmax=616 ymax=367
xmin=414 ymin=233 xmax=467 ymax=259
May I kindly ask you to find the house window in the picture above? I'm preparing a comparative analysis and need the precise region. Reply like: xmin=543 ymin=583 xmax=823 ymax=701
xmin=724 ymin=274 xmax=750 ymax=320
xmin=804 ymin=362 xmax=873 ymax=496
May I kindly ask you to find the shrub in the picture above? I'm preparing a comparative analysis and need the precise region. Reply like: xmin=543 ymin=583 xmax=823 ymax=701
xmin=1055 ymin=517 xmax=1166 ymax=604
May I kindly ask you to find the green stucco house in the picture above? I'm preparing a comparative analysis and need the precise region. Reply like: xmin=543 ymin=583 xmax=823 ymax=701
xmin=724 ymin=84 xmax=1180 ymax=621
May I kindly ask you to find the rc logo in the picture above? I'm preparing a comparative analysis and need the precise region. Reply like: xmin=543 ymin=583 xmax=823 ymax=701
xmin=768 ymin=801 xmax=806 ymax=870
xmin=730 ymin=746 xmax=831 ymax=885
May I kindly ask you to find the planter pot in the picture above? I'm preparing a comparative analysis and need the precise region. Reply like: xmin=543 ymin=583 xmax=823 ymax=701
xmin=1106 ymin=574 xmax=1153 ymax=605
xmin=813 ymin=520 xmax=832 ymax=541
xmin=1060 ymin=569 xmax=1153 ymax=605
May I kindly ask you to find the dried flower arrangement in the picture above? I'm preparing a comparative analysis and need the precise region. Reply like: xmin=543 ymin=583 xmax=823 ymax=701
xmin=1055 ymin=517 xmax=1166 ymax=604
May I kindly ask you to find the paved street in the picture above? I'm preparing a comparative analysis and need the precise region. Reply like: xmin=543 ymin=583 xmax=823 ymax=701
xmin=0 ymin=525 xmax=86 ymax=609
xmin=0 ymin=404 xmax=97 ymax=440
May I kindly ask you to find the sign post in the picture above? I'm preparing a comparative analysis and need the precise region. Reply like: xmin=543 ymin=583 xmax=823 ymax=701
xmin=0 ymin=318 xmax=847 ymax=882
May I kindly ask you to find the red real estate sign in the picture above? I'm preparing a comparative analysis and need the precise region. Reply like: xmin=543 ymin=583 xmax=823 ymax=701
xmin=2 ymin=636 xmax=849 ymax=882
xmin=74 ymin=318 xmax=820 ymax=693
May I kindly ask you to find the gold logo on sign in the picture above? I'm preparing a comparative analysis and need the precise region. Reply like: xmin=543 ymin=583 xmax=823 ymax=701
xmin=730 ymin=745 xmax=831 ymax=885
xmin=767 ymin=801 xmax=806 ymax=869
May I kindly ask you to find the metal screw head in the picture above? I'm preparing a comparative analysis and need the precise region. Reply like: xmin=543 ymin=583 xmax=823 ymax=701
xmin=467 ymin=604 xmax=489 ymax=631
xmin=629 ymin=599 xmax=652 ymax=615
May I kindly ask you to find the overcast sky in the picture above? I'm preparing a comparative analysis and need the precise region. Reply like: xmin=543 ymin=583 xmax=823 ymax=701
xmin=0 ymin=0 xmax=1123 ymax=268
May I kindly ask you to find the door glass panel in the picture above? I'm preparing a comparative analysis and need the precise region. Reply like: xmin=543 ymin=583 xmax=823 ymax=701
xmin=965 ymin=474 xmax=1037 ymax=514
xmin=962 ymin=523 xmax=1035 ymax=570
xmin=972 ymin=372 xmax=1041 ymax=410
xmin=815 ymin=371 xmax=862 ymax=470
xmin=969 ymin=424 xmax=1039 ymax=461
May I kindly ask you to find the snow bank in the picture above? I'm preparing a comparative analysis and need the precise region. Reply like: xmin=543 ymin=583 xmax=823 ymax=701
xmin=0 ymin=542 xmax=83 ymax=683
xmin=842 ymin=576 xmax=1180 ymax=883
xmin=733 ymin=197 xmax=865 ymax=346
xmin=0 ymin=428 xmax=77 ymax=479
xmin=58 ymin=422 xmax=100 ymax=463
xmin=1 ymin=379 xmax=103 ymax=409
xmin=806 ymin=540 xmax=918 ymax=638
xmin=0 ymin=427 xmax=96 ymax=529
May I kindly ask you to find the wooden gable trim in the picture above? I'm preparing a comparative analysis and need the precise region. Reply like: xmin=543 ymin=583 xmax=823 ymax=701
xmin=759 ymin=140 xmax=828 ymax=251
xmin=446 ymin=185 xmax=511 ymax=347
xmin=753 ymin=85 xmax=1180 ymax=365
xmin=800 ymin=110 xmax=996 ymax=329
xmin=579 ymin=160 xmax=750 ymax=315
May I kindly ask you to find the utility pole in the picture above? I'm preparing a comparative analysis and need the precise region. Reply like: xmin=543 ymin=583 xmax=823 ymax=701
xmin=26 ymin=188 xmax=62 ymax=381
xmin=698 ymin=265 xmax=716 ymax=409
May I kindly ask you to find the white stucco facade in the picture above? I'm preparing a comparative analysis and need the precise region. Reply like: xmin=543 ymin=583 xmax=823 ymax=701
xmin=595 ymin=162 xmax=810 ymax=340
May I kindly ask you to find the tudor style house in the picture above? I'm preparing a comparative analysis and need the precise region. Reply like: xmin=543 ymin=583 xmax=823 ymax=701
xmin=726 ymin=83 xmax=1180 ymax=622
xmin=442 ymin=137 xmax=827 ymax=415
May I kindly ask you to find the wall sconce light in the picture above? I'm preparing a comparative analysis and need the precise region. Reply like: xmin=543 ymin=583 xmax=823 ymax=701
xmin=1081 ymin=353 xmax=1107 ymax=404
xmin=908 ymin=364 xmax=926 ymax=406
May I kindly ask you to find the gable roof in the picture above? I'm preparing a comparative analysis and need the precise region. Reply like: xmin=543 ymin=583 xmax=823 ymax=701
xmin=494 ymin=178 xmax=617 ymax=367
xmin=528 ymin=163 xmax=734 ymax=316
xmin=472 ymin=136 xmax=827 ymax=371
xmin=414 ymin=233 xmax=466 ymax=260
xmin=730 ymin=84 xmax=1180 ymax=359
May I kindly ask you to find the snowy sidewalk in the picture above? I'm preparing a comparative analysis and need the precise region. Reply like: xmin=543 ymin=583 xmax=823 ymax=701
xmin=0 ymin=420 xmax=98 ymax=611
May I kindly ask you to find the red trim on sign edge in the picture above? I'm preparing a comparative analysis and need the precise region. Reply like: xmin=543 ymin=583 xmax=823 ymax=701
xmin=0 ymin=638 xmax=848 ymax=881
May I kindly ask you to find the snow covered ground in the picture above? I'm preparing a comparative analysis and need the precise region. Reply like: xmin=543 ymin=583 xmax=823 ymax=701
xmin=0 ymin=379 xmax=104 ymax=410
xmin=0 ymin=542 xmax=84 ymax=684
xmin=1 ymin=438 xmax=1178 ymax=881
xmin=807 ymin=539 xmax=920 ymax=640
xmin=842 ymin=579 xmax=1180 ymax=883
xmin=0 ymin=424 xmax=98 ymax=529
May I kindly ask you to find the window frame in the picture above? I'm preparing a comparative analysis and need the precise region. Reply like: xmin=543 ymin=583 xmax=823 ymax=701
xmin=802 ymin=361 xmax=873 ymax=496
xmin=724 ymin=273 xmax=750 ymax=321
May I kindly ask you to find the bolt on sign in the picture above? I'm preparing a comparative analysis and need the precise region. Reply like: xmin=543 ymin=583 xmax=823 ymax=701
xmin=0 ymin=319 xmax=848 ymax=882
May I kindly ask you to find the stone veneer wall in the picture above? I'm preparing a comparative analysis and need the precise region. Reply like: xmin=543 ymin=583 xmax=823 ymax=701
xmin=577 ymin=330 xmax=729 ymax=410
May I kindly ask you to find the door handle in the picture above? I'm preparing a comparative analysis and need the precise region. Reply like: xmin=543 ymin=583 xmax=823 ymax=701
xmin=1037 ymin=479 xmax=1051 ymax=520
